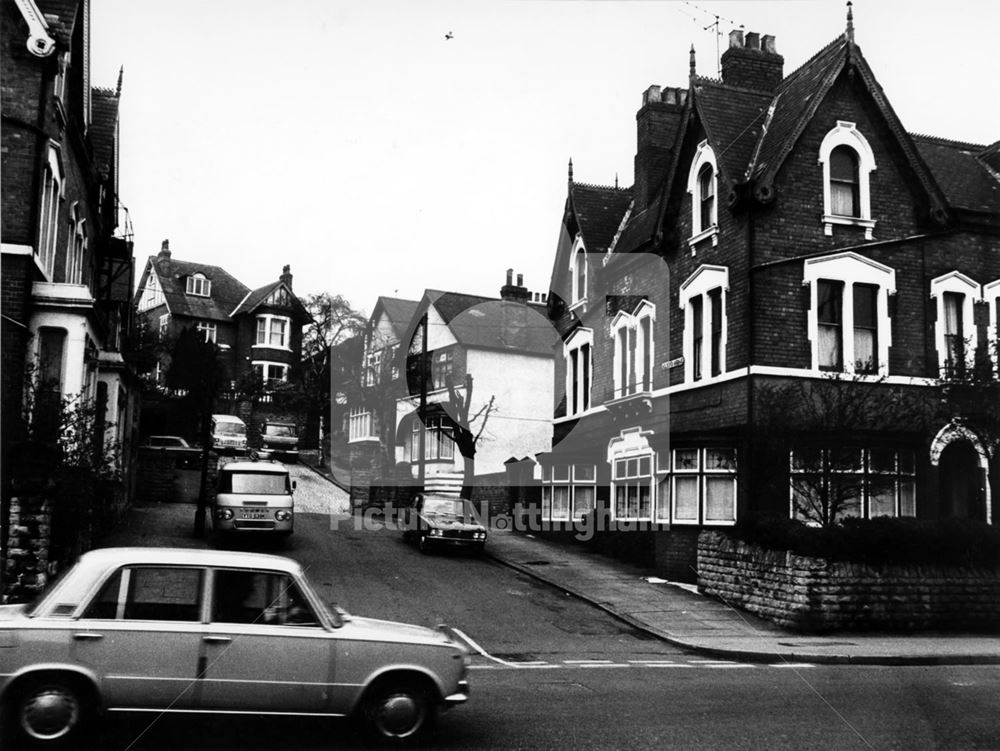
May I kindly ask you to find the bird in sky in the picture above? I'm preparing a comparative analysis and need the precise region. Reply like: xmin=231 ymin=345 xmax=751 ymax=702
xmin=445 ymin=31 xmax=453 ymax=40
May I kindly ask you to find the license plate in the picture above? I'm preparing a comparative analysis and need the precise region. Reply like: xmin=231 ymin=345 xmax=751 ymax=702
xmin=240 ymin=510 xmax=267 ymax=520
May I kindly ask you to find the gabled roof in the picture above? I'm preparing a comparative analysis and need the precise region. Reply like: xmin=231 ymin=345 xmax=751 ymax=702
xmin=690 ymin=80 xmax=773 ymax=187
xmin=372 ymin=296 xmax=421 ymax=341
xmin=912 ymin=136 xmax=1000 ymax=215
xmin=142 ymin=255 xmax=250 ymax=322
xmin=230 ymin=280 xmax=311 ymax=323
xmin=426 ymin=290 xmax=496 ymax=325
xmin=569 ymin=183 xmax=633 ymax=253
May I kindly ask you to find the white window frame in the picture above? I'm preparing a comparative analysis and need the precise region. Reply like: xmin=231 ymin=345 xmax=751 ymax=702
xmin=819 ymin=121 xmax=877 ymax=239
xmin=64 ymin=202 xmax=85 ymax=284
xmin=253 ymin=360 xmax=289 ymax=387
xmin=185 ymin=273 xmax=211 ymax=297
xmin=803 ymin=252 xmax=895 ymax=376
xmin=984 ymin=279 xmax=1000 ymax=373
xmin=564 ymin=327 xmax=593 ymax=416
xmin=610 ymin=311 xmax=634 ymax=399
xmin=679 ymin=265 xmax=729 ymax=383
xmin=611 ymin=453 xmax=654 ymax=522
xmin=38 ymin=144 xmax=64 ymax=280
xmin=669 ymin=447 xmax=737 ymax=526
xmin=930 ymin=271 xmax=979 ymax=377
xmin=610 ymin=302 xmax=656 ymax=398
xmin=158 ymin=314 xmax=170 ymax=340
xmin=196 ymin=320 xmax=217 ymax=343
xmin=686 ymin=140 xmax=719 ymax=248
xmin=347 ymin=406 xmax=375 ymax=442
xmin=254 ymin=314 xmax=291 ymax=350
xmin=569 ymin=236 xmax=588 ymax=308
xmin=541 ymin=463 xmax=596 ymax=522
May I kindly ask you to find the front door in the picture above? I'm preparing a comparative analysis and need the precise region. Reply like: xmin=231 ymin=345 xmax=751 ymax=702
xmin=198 ymin=568 xmax=336 ymax=713
xmin=938 ymin=441 xmax=985 ymax=520
xmin=72 ymin=565 xmax=206 ymax=709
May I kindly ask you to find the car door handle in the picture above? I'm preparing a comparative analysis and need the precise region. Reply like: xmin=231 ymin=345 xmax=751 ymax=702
xmin=203 ymin=635 xmax=232 ymax=644
xmin=72 ymin=632 xmax=104 ymax=641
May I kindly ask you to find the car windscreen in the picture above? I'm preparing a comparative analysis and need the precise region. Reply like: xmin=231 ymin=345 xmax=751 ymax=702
xmin=265 ymin=425 xmax=296 ymax=437
xmin=422 ymin=498 xmax=480 ymax=522
xmin=215 ymin=422 xmax=245 ymax=435
xmin=219 ymin=471 xmax=289 ymax=494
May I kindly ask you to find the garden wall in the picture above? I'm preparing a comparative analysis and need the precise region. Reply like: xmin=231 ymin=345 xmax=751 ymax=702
xmin=697 ymin=531 xmax=1000 ymax=632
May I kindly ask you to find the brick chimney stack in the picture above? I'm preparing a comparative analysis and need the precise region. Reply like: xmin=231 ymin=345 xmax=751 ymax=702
xmin=634 ymin=85 xmax=686 ymax=212
xmin=280 ymin=264 xmax=293 ymax=290
xmin=158 ymin=239 xmax=171 ymax=260
xmin=720 ymin=30 xmax=784 ymax=91
xmin=500 ymin=269 xmax=530 ymax=303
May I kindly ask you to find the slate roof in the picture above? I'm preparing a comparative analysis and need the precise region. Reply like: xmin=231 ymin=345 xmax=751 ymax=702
xmin=37 ymin=0 xmax=79 ymax=46
xmin=375 ymin=297 xmax=421 ymax=341
xmin=445 ymin=299 xmax=558 ymax=355
xmin=425 ymin=290 xmax=497 ymax=325
xmin=144 ymin=256 xmax=250 ymax=322
xmin=570 ymin=183 xmax=633 ymax=253
xmin=912 ymin=136 xmax=1000 ymax=215
xmin=90 ymin=87 xmax=119 ymax=178
xmin=691 ymin=80 xmax=773 ymax=185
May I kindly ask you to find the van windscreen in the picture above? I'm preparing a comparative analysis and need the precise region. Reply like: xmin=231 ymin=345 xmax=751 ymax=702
xmin=215 ymin=422 xmax=245 ymax=435
xmin=220 ymin=472 xmax=288 ymax=494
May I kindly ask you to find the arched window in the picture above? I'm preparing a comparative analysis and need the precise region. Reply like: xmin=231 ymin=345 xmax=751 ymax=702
xmin=570 ymin=237 xmax=587 ymax=306
xmin=686 ymin=141 xmax=719 ymax=248
xmin=679 ymin=265 xmax=728 ymax=383
xmin=829 ymin=146 xmax=860 ymax=217
xmin=819 ymin=122 xmax=876 ymax=238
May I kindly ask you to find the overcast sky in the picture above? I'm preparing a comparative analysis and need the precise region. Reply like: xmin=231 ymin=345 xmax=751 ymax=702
xmin=90 ymin=0 xmax=999 ymax=316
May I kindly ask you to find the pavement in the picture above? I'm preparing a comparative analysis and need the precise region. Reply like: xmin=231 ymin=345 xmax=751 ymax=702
xmin=103 ymin=454 xmax=1000 ymax=667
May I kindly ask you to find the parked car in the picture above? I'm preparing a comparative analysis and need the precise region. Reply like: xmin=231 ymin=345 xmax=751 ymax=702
xmin=210 ymin=414 xmax=248 ymax=455
xmin=402 ymin=495 xmax=488 ymax=554
xmin=257 ymin=421 xmax=299 ymax=462
xmin=141 ymin=435 xmax=190 ymax=448
xmin=0 ymin=547 xmax=470 ymax=747
xmin=213 ymin=461 xmax=295 ymax=537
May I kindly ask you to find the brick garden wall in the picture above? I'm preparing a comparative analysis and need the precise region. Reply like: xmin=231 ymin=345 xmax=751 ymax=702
xmin=697 ymin=531 xmax=1000 ymax=632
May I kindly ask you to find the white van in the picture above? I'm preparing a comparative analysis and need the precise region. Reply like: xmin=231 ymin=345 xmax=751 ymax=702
xmin=213 ymin=460 xmax=295 ymax=536
xmin=211 ymin=414 xmax=248 ymax=455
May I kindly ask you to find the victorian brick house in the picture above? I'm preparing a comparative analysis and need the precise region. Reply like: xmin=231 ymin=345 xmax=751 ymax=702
xmin=542 ymin=14 xmax=1000 ymax=579
xmin=2 ymin=0 xmax=138 ymax=597
xmin=134 ymin=243 xmax=312 ymax=441
xmin=348 ymin=273 xmax=554 ymax=508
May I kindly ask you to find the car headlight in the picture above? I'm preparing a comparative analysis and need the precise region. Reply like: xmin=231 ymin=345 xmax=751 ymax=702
xmin=216 ymin=508 xmax=234 ymax=520
xmin=430 ymin=528 xmax=443 ymax=537
xmin=274 ymin=510 xmax=292 ymax=522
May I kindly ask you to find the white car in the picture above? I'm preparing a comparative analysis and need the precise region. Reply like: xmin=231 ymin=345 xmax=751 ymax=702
xmin=0 ymin=548 xmax=469 ymax=747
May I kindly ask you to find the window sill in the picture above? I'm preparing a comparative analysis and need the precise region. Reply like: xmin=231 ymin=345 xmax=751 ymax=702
xmin=687 ymin=226 xmax=718 ymax=252
xmin=568 ymin=298 xmax=588 ymax=314
xmin=252 ymin=344 xmax=292 ymax=352
xmin=822 ymin=215 xmax=875 ymax=240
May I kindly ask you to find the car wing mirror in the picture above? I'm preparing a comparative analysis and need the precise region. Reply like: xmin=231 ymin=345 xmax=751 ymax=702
xmin=292 ymin=480 xmax=297 ymax=490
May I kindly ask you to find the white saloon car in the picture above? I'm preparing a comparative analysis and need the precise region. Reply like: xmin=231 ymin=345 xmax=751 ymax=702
xmin=0 ymin=548 xmax=469 ymax=747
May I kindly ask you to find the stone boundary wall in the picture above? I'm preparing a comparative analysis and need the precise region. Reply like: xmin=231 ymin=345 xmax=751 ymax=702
xmin=697 ymin=531 xmax=1000 ymax=632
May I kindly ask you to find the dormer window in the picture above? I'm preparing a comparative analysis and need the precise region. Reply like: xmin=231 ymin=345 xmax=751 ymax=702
xmin=186 ymin=273 xmax=211 ymax=297
xmin=819 ymin=122 xmax=876 ymax=239
xmin=687 ymin=141 xmax=718 ymax=248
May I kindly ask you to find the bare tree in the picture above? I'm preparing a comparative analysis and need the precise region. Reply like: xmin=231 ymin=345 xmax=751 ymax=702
xmin=751 ymin=373 xmax=932 ymax=526
xmin=444 ymin=373 xmax=496 ymax=499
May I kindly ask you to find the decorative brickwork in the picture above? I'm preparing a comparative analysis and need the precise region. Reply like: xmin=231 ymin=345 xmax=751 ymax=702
xmin=698 ymin=531 xmax=1000 ymax=632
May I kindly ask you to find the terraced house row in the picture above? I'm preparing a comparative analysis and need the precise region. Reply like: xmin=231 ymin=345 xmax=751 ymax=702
xmin=540 ymin=15 xmax=1000 ymax=578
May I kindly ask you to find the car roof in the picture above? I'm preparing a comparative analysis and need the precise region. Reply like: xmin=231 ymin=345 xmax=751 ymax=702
xmin=220 ymin=460 xmax=288 ymax=473
xmin=78 ymin=546 xmax=302 ymax=573
xmin=212 ymin=414 xmax=244 ymax=422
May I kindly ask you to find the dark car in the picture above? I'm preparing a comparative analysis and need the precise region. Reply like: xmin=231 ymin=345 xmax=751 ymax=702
xmin=402 ymin=496 xmax=488 ymax=554
xmin=257 ymin=421 xmax=299 ymax=462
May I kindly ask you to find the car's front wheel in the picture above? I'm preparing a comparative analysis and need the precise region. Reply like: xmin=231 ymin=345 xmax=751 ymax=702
xmin=362 ymin=677 xmax=435 ymax=744
xmin=7 ymin=674 xmax=94 ymax=749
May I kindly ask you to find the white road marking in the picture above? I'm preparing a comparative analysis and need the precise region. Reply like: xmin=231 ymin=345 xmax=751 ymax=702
xmin=771 ymin=663 xmax=816 ymax=669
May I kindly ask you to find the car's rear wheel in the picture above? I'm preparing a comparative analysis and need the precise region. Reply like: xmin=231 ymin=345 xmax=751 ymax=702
xmin=9 ymin=675 xmax=93 ymax=749
xmin=362 ymin=677 xmax=435 ymax=744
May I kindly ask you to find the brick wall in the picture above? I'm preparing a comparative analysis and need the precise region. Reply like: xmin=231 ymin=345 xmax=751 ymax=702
xmin=698 ymin=531 xmax=1000 ymax=632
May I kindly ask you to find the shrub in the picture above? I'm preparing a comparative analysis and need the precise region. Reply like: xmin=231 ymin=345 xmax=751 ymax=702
xmin=731 ymin=514 xmax=1000 ymax=569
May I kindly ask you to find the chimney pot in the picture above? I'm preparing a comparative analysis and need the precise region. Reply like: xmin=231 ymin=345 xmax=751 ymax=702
xmin=642 ymin=85 xmax=661 ymax=106
xmin=516 ymin=273 xmax=523 ymax=287
xmin=729 ymin=29 xmax=744 ymax=48
xmin=762 ymin=34 xmax=777 ymax=54
xmin=158 ymin=239 xmax=171 ymax=259
xmin=745 ymin=31 xmax=760 ymax=50
xmin=506 ymin=268 xmax=513 ymax=285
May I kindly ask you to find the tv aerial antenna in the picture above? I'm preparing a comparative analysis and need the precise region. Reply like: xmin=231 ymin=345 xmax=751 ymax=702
xmin=679 ymin=2 xmax=743 ymax=78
